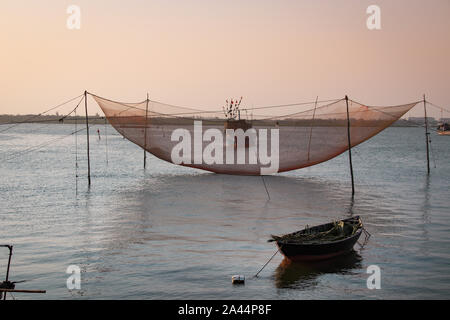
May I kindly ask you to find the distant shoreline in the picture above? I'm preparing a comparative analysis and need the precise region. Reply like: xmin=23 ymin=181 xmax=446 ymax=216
xmin=0 ymin=114 xmax=107 ymax=125
xmin=0 ymin=114 xmax=429 ymax=127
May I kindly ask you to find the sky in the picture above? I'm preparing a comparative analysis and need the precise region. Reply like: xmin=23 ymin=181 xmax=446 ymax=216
xmin=1 ymin=0 xmax=449 ymax=118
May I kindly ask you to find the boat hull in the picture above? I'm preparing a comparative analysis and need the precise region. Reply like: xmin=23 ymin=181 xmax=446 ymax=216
xmin=276 ymin=231 xmax=362 ymax=261
xmin=274 ymin=216 xmax=362 ymax=262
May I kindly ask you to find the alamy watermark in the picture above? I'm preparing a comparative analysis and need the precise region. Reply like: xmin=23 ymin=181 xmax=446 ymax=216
xmin=366 ymin=5 xmax=381 ymax=30
xmin=66 ymin=5 xmax=81 ymax=30
xmin=66 ymin=265 xmax=81 ymax=290
xmin=366 ymin=265 xmax=381 ymax=289
xmin=170 ymin=121 xmax=280 ymax=175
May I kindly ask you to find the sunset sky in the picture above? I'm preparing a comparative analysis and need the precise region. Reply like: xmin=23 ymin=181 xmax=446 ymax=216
xmin=1 ymin=0 xmax=449 ymax=118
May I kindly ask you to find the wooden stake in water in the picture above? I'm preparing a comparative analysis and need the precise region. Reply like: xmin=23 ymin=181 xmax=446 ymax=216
xmin=345 ymin=95 xmax=355 ymax=197
xmin=84 ymin=91 xmax=91 ymax=186
xmin=105 ymin=117 xmax=109 ymax=165
xmin=424 ymin=94 xmax=430 ymax=175
xmin=75 ymin=107 xmax=78 ymax=194
xmin=1 ymin=245 xmax=13 ymax=300
xmin=144 ymin=93 xmax=149 ymax=169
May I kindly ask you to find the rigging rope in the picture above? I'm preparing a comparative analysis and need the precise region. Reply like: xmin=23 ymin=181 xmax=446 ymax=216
xmin=261 ymin=175 xmax=270 ymax=201
xmin=88 ymin=91 xmax=343 ymax=118
xmin=0 ymin=95 xmax=85 ymax=142
xmin=426 ymin=100 xmax=450 ymax=115
xmin=1 ymin=96 xmax=86 ymax=163
xmin=0 ymin=94 xmax=84 ymax=133
xmin=355 ymin=98 xmax=443 ymax=134
xmin=307 ymin=96 xmax=318 ymax=162
xmin=2 ymin=127 xmax=86 ymax=162
xmin=253 ymin=249 xmax=280 ymax=278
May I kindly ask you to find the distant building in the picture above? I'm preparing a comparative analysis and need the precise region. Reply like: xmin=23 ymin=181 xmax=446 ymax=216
xmin=439 ymin=118 xmax=450 ymax=123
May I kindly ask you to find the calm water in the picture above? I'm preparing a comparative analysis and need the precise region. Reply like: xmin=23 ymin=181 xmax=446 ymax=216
xmin=0 ymin=124 xmax=449 ymax=299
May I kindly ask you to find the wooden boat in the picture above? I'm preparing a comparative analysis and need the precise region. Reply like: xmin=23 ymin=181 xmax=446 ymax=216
xmin=269 ymin=216 xmax=363 ymax=262
xmin=437 ymin=123 xmax=450 ymax=135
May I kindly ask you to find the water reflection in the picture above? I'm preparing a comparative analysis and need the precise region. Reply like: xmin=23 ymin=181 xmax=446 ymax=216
xmin=347 ymin=196 xmax=355 ymax=217
xmin=274 ymin=251 xmax=363 ymax=289
xmin=93 ymin=173 xmax=356 ymax=250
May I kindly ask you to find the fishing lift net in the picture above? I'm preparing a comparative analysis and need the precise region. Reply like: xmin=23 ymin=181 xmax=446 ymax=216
xmin=91 ymin=94 xmax=418 ymax=175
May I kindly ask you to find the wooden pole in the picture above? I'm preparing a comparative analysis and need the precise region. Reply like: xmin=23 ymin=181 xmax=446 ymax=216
xmin=4 ymin=245 xmax=12 ymax=283
xmin=84 ymin=91 xmax=91 ymax=185
xmin=345 ymin=95 xmax=355 ymax=197
xmin=0 ymin=289 xmax=46 ymax=294
xmin=424 ymin=94 xmax=430 ymax=175
xmin=144 ymin=93 xmax=149 ymax=169
xmin=1 ymin=245 xmax=13 ymax=300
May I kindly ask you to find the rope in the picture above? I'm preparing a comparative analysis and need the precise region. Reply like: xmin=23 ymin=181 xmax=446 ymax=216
xmin=0 ymin=94 xmax=84 ymax=132
xmin=147 ymin=96 xmax=342 ymax=114
xmin=58 ymin=96 xmax=85 ymax=122
xmin=349 ymin=98 xmax=447 ymax=134
xmin=88 ymin=93 xmax=424 ymax=129
xmin=253 ymin=248 xmax=280 ymax=278
xmin=0 ymin=96 xmax=85 ymax=142
xmin=357 ymin=224 xmax=372 ymax=248
xmin=363 ymin=100 xmax=444 ymax=134
xmin=89 ymin=91 xmax=343 ymax=119
xmin=1 ymin=127 xmax=86 ymax=162
xmin=261 ymin=176 xmax=270 ymax=201
xmin=14 ymin=115 xmax=110 ymax=123
xmin=258 ymin=99 xmax=342 ymax=121
xmin=426 ymin=100 xmax=450 ymax=115
xmin=242 ymin=98 xmax=342 ymax=111
xmin=307 ymin=96 xmax=318 ymax=161
xmin=1 ymin=97 xmax=86 ymax=162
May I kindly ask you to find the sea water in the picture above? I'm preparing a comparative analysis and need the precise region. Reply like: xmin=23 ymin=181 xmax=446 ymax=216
xmin=0 ymin=124 xmax=449 ymax=299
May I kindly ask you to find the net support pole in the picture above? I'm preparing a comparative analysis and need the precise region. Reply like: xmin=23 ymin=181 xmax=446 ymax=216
xmin=144 ymin=93 xmax=149 ymax=169
xmin=84 ymin=90 xmax=91 ymax=186
xmin=423 ymin=94 xmax=430 ymax=175
xmin=345 ymin=95 xmax=355 ymax=197
xmin=1 ymin=245 xmax=13 ymax=300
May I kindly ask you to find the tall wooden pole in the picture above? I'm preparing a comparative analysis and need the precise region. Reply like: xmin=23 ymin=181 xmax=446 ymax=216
xmin=84 ymin=90 xmax=91 ymax=185
xmin=1 ymin=245 xmax=13 ymax=300
xmin=144 ymin=93 xmax=149 ymax=169
xmin=4 ymin=245 xmax=12 ymax=283
xmin=345 ymin=95 xmax=355 ymax=197
xmin=424 ymin=94 xmax=430 ymax=175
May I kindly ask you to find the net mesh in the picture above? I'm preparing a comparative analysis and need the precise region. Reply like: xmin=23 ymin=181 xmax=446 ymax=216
xmin=91 ymin=94 xmax=418 ymax=175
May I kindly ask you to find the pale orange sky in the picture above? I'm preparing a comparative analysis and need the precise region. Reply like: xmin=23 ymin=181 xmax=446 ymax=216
xmin=1 ymin=0 xmax=449 ymax=118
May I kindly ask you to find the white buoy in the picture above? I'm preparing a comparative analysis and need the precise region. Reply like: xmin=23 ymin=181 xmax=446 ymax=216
xmin=231 ymin=275 xmax=245 ymax=285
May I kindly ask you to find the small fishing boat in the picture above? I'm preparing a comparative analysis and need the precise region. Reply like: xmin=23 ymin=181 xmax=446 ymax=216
xmin=437 ymin=123 xmax=450 ymax=135
xmin=269 ymin=216 xmax=363 ymax=262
